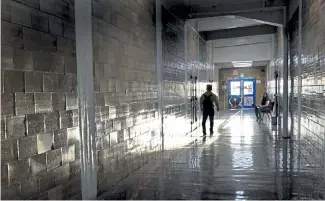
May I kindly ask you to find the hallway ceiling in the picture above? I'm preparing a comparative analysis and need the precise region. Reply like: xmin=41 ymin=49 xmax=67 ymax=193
xmin=215 ymin=60 xmax=269 ymax=69
xmin=197 ymin=15 xmax=263 ymax=32
xmin=162 ymin=0 xmax=283 ymax=40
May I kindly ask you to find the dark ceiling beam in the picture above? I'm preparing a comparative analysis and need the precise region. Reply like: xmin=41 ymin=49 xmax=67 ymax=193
xmin=188 ymin=7 xmax=285 ymax=26
xmin=205 ymin=25 xmax=276 ymax=40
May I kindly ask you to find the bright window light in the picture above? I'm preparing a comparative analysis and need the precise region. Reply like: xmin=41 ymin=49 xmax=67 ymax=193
xmin=231 ymin=61 xmax=252 ymax=67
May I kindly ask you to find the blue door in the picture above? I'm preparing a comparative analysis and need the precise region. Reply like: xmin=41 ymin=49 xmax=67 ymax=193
xmin=228 ymin=79 xmax=242 ymax=110
xmin=242 ymin=79 xmax=256 ymax=108
xmin=228 ymin=78 xmax=256 ymax=110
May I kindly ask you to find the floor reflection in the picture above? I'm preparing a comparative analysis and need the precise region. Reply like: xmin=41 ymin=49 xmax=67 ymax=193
xmin=98 ymin=110 xmax=325 ymax=200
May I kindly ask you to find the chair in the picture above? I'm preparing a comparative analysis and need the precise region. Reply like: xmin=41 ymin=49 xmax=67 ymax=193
xmin=261 ymin=101 xmax=275 ymax=121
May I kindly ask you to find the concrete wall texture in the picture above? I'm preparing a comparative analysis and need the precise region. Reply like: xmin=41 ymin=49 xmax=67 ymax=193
xmin=268 ymin=0 xmax=325 ymax=181
xmin=1 ymin=0 xmax=81 ymax=199
xmin=91 ymin=0 xmax=160 ymax=194
xmin=298 ymin=0 xmax=325 ymax=180
xmin=1 ymin=0 xmax=211 ymax=199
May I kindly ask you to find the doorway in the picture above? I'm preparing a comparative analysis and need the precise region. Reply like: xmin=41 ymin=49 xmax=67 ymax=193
xmin=228 ymin=79 xmax=256 ymax=110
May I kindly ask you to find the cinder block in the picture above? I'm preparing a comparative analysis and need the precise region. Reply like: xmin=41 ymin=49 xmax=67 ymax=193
xmin=31 ymin=8 xmax=49 ymax=32
xmin=21 ymin=177 xmax=40 ymax=199
xmin=66 ymin=93 xmax=78 ymax=110
xmin=49 ymin=16 xmax=63 ymax=36
xmin=95 ymin=93 xmax=105 ymax=106
xmin=44 ymin=112 xmax=59 ymax=132
xmin=22 ymin=27 xmax=41 ymax=51
xmin=62 ymin=144 xmax=75 ymax=165
xmin=62 ymin=176 xmax=81 ymax=199
xmin=1 ymin=139 xmax=18 ymax=162
xmin=25 ymin=71 xmax=43 ymax=92
xmin=64 ymin=56 xmax=77 ymax=75
xmin=16 ymin=0 xmax=40 ymax=9
xmin=63 ymin=21 xmax=75 ymax=40
xmin=1 ymin=118 xmax=6 ymax=140
xmin=15 ymin=93 xmax=35 ymax=115
xmin=3 ymin=70 xmax=25 ymax=92
xmin=1 ymin=0 xmax=11 ymax=22
xmin=38 ymin=169 xmax=54 ymax=193
xmin=6 ymin=116 xmax=26 ymax=139
xmin=110 ymin=131 xmax=118 ymax=146
xmin=33 ymin=52 xmax=52 ymax=72
xmin=54 ymin=164 xmax=70 ymax=186
xmin=58 ymin=74 xmax=77 ymax=93
xmin=1 ymin=45 xmax=13 ymax=69
xmin=1 ymin=163 xmax=9 ymax=187
xmin=102 ymin=134 xmax=110 ymax=149
xmin=11 ymin=1 xmax=31 ymax=27
xmin=52 ymin=93 xmax=66 ymax=111
xmin=56 ymin=37 xmax=71 ymax=55
xmin=36 ymin=192 xmax=49 ymax=200
xmin=43 ymin=73 xmax=58 ymax=92
xmin=26 ymin=113 xmax=45 ymax=135
xmin=1 ymin=21 xmax=23 ymax=48
xmin=1 ymin=93 xmax=15 ymax=116
xmin=18 ymin=135 xmax=37 ymax=159
xmin=69 ymin=159 xmax=81 ymax=179
xmin=40 ymin=33 xmax=57 ymax=52
xmin=96 ymin=121 xmax=105 ymax=136
xmin=46 ymin=148 xmax=62 ymax=170
xmin=37 ymin=132 xmax=54 ymax=154
xmin=48 ymin=185 xmax=63 ymax=200
xmin=67 ymin=127 xmax=78 ymax=145
xmin=92 ymin=0 xmax=111 ymax=23
xmin=51 ymin=54 xmax=65 ymax=73
xmin=35 ymin=93 xmax=53 ymax=113
xmin=1 ymin=183 xmax=21 ymax=200
xmin=72 ymin=109 xmax=79 ymax=127
xmin=30 ymin=153 xmax=46 ymax=176
xmin=13 ymin=49 xmax=33 ymax=70
xmin=8 ymin=158 xmax=30 ymax=184
xmin=40 ymin=0 xmax=69 ymax=20
xmin=60 ymin=110 xmax=73 ymax=129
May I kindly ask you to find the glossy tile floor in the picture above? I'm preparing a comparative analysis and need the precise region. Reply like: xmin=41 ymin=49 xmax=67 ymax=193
xmin=98 ymin=110 xmax=325 ymax=200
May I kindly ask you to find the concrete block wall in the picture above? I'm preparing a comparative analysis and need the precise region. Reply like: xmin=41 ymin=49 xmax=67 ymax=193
xmin=161 ymin=6 xmax=188 ymax=148
xmin=1 ymin=0 xmax=81 ymax=199
xmin=288 ymin=12 xmax=299 ymax=141
xmin=268 ymin=28 xmax=284 ymax=125
xmin=91 ymin=0 xmax=160 ymax=194
xmin=1 ymin=0 xmax=213 ymax=199
xmin=299 ymin=0 xmax=325 ymax=179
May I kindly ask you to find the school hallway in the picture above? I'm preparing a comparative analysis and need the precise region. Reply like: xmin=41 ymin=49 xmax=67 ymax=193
xmin=2 ymin=0 xmax=325 ymax=199
xmin=98 ymin=110 xmax=325 ymax=200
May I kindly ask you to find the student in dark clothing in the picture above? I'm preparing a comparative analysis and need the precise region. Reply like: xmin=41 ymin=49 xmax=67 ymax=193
xmin=200 ymin=84 xmax=220 ymax=136
xmin=253 ymin=92 xmax=272 ymax=121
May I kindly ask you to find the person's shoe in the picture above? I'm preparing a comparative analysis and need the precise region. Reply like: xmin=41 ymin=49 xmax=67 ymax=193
xmin=210 ymin=131 xmax=214 ymax=136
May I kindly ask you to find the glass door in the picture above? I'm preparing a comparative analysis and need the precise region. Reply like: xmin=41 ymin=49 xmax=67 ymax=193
xmin=243 ymin=79 xmax=256 ymax=108
xmin=228 ymin=79 xmax=256 ymax=110
xmin=228 ymin=80 xmax=242 ymax=110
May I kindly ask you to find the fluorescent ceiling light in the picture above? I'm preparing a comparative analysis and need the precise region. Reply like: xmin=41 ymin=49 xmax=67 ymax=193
xmin=231 ymin=61 xmax=252 ymax=68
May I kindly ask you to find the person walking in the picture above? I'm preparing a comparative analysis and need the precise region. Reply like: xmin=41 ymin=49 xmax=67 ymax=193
xmin=200 ymin=84 xmax=220 ymax=136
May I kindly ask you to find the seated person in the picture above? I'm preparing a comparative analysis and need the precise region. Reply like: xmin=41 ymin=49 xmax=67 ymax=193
xmin=252 ymin=93 xmax=272 ymax=121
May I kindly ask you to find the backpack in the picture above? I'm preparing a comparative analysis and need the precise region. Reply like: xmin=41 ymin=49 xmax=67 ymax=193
xmin=203 ymin=94 xmax=214 ymax=111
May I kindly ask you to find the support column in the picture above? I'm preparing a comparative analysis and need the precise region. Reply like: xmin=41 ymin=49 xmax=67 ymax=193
xmin=297 ymin=0 xmax=303 ymax=171
xmin=156 ymin=0 xmax=164 ymax=150
xmin=184 ymin=22 xmax=189 ymax=127
xmin=282 ymin=8 xmax=289 ymax=138
xmin=75 ymin=0 xmax=97 ymax=199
